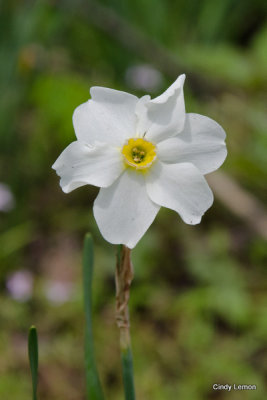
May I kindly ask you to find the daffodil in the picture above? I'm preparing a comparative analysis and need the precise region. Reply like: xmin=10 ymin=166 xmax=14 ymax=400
xmin=52 ymin=75 xmax=227 ymax=248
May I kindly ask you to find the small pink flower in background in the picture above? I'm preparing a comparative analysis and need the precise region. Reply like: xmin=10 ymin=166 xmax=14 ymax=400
xmin=125 ymin=64 xmax=163 ymax=92
xmin=6 ymin=270 xmax=33 ymax=302
xmin=0 ymin=183 xmax=15 ymax=212
xmin=44 ymin=280 xmax=73 ymax=304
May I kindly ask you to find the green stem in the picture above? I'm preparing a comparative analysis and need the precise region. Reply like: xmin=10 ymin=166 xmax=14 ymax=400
xmin=83 ymin=233 xmax=105 ymax=400
xmin=116 ymin=245 xmax=135 ymax=400
xmin=121 ymin=347 xmax=135 ymax=400
xmin=28 ymin=326 xmax=38 ymax=400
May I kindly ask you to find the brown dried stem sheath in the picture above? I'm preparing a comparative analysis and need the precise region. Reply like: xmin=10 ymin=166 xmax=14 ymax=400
xmin=115 ymin=245 xmax=134 ymax=349
xmin=115 ymin=245 xmax=135 ymax=400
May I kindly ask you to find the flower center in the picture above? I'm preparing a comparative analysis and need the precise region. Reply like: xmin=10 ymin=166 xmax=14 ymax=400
xmin=121 ymin=138 xmax=157 ymax=170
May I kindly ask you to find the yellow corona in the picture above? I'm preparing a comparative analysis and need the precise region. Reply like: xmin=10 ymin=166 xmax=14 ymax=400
xmin=121 ymin=138 xmax=157 ymax=170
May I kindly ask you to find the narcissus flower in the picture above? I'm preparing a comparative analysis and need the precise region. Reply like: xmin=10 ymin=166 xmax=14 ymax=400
xmin=52 ymin=75 xmax=227 ymax=248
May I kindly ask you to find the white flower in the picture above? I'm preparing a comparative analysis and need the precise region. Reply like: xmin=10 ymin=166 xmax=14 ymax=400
xmin=52 ymin=75 xmax=227 ymax=248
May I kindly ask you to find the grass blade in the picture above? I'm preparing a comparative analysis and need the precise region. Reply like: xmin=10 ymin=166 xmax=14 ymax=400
xmin=83 ymin=233 xmax=105 ymax=400
xmin=28 ymin=325 xmax=38 ymax=400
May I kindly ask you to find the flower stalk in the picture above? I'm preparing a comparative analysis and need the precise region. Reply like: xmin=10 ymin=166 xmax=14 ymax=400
xmin=115 ymin=245 xmax=135 ymax=400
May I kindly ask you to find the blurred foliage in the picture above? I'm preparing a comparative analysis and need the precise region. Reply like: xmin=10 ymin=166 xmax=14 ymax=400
xmin=0 ymin=0 xmax=266 ymax=399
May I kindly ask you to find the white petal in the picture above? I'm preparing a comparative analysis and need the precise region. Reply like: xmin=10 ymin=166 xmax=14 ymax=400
xmin=52 ymin=141 xmax=123 ymax=193
xmin=93 ymin=169 xmax=160 ymax=248
xmin=157 ymin=113 xmax=227 ymax=174
xmin=135 ymin=94 xmax=151 ymax=135
xmin=136 ymin=75 xmax=186 ymax=143
xmin=146 ymin=161 xmax=213 ymax=224
xmin=73 ymin=87 xmax=138 ymax=146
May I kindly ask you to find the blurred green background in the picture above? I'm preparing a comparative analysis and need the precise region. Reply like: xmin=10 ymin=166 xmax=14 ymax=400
xmin=0 ymin=0 xmax=267 ymax=399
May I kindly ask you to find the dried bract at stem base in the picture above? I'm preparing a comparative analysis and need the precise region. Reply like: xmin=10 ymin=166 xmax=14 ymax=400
xmin=115 ymin=245 xmax=134 ymax=350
